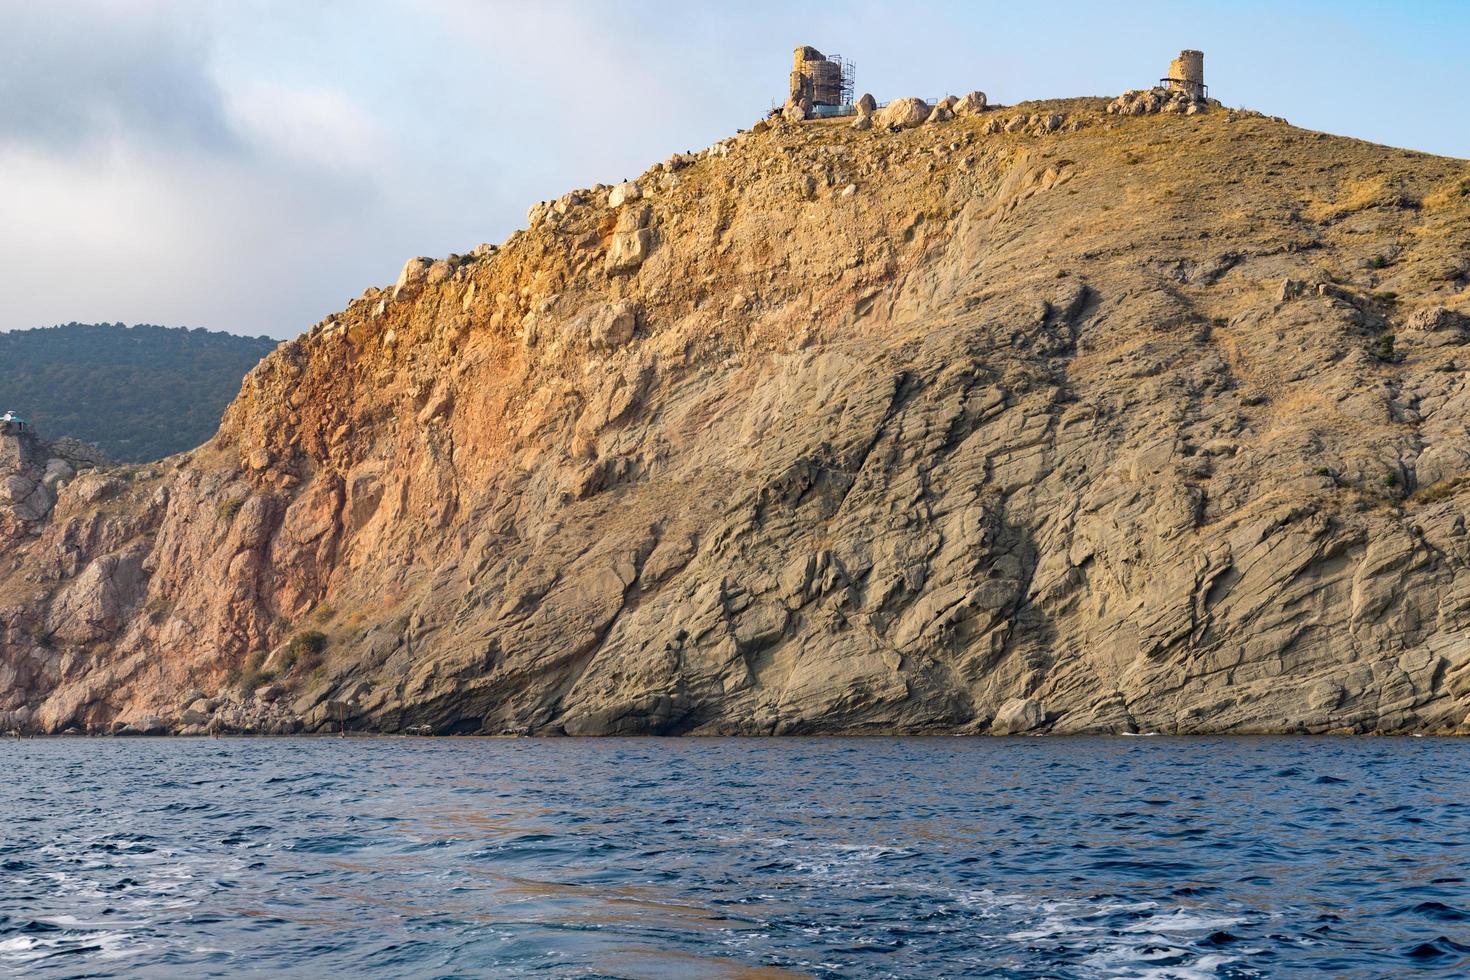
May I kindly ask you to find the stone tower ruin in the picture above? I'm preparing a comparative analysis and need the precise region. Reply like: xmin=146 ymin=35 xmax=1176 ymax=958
xmin=1164 ymin=49 xmax=1206 ymax=100
xmin=790 ymin=46 xmax=853 ymax=108
xmin=0 ymin=424 xmax=34 ymax=471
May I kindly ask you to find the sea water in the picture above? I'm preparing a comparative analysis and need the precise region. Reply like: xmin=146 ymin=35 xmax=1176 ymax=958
xmin=1 ymin=736 xmax=1466 ymax=977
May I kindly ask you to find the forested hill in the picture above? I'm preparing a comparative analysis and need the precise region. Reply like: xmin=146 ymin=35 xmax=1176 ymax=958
xmin=0 ymin=323 xmax=275 ymax=462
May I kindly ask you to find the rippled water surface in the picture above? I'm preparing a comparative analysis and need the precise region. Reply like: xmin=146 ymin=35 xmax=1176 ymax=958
xmin=2 ymin=737 xmax=1468 ymax=977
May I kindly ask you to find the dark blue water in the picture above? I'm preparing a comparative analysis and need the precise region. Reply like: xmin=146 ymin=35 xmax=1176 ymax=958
xmin=1 ymin=737 xmax=1467 ymax=978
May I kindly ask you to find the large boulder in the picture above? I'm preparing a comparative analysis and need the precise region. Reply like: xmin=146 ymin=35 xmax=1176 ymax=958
xmin=46 ymin=549 xmax=149 ymax=644
xmin=1406 ymin=306 xmax=1469 ymax=334
xmin=606 ymin=229 xmax=654 ymax=273
xmin=607 ymin=181 xmax=642 ymax=208
xmin=0 ymin=706 xmax=32 ymax=733
xmin=581 ymin=301 xmax=640 ymax=350
xmin=42 ymin=458 xmax=74 ymax=493
xmin=64 ymin=473 xmax=123 ymax=506
xmin=855 ymin=93 xmax=877 ymax=115
xmin=875 ymin=97 xmax=931 ymax=130
xmin=992 ymin=697 xmax=1044 ymax=734
xmin=392 ymin=257 xmax=432 ymax=299
xmin=4 ymin=476 xmax=52 ymax=522
xmin=954 ymin=91 xmax=988 ymax=115
xmin=123 ymin=714 xmax=167 ymax=736
xmin=781 ymin=97 xmax=811 ymax=123
xmin=0 ymin=475 xmax=34 ymax=504
xmin=50 ymin=437 xmax=111 ymax=471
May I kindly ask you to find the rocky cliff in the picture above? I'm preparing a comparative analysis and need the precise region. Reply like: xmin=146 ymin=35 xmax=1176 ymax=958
xmin=4 ymin=95 xmax=1470 ymax=736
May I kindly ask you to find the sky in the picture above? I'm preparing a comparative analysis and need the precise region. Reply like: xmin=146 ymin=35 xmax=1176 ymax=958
xmin=1 ymin=0 xmax=1467 ymax=340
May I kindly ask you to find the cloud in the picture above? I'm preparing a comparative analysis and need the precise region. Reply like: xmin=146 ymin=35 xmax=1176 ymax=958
xmin=225 ymin=80 xmax=389 ymax=173
xmin=0 ymin=136 xmax=380 ymax=334
xmin=0 ymin=0 xmax=402 ymax=337
xmin=0 ymin=0 xmax=237 ymax=154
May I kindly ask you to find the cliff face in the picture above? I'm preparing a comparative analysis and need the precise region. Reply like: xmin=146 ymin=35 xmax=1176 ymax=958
xmin=5 ymin=97 xmax=1470 ymax=735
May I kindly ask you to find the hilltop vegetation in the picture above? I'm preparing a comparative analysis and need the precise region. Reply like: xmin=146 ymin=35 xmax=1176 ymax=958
xmin=0 ymin=323 xmax=274 ymax=462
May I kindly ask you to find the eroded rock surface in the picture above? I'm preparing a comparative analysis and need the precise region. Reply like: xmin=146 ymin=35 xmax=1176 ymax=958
xmin=4 ymin=97 xmax=1470 ymax=736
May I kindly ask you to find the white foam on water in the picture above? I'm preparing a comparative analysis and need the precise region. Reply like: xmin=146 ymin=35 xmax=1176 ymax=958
xmin=1121 ymin=909 xmax=1246 ymax=934
xmin=1008 ymin=916 xmax=1104 ymax=941
xmin=944 ymin=885 xmax=1257 ymax=979
xmin=1084 ymin=944 xmax=1238 ymax=980
xmin=95 ymin=932 xmax=153 ymax=961
xmin=1005 ymin=898 xmax=1165 ymax=942
xmin=695 ymin=825 xmax=1262 ymax=979
xmin=712 ymin=833 xmax=796 ymax=849
xmin=827 ymin=844 xmax=914 ymax=860
xmin=0 ymin=928 xmax=148 ymax=965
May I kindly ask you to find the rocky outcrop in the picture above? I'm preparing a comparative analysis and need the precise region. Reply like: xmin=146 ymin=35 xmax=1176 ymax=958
xmin=954 ymin=91 xmax=988 ymax=116
xmin=4 ymin=96 xmax=1470 ymax=737
xmin=1108 ymin=86 xmax=1211 ymax=117
xmin=607 ymin=181 xmax=642 ymax=208
xmin=980 ymin=111 xmax=1088 ymax=137
xmin=0 ymin=429 xmax=110 ymax=546
xmin=781 ymin=97 xmax=811 ymax=123
xmin=876 ymin=97 xmax=931 ymax=130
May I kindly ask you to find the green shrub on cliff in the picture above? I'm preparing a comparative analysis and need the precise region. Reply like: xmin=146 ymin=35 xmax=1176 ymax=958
xmin=236 ymin=651 xmax=274 ymax=696
xmin=281 ymin=630 xmax=328 ymax=676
